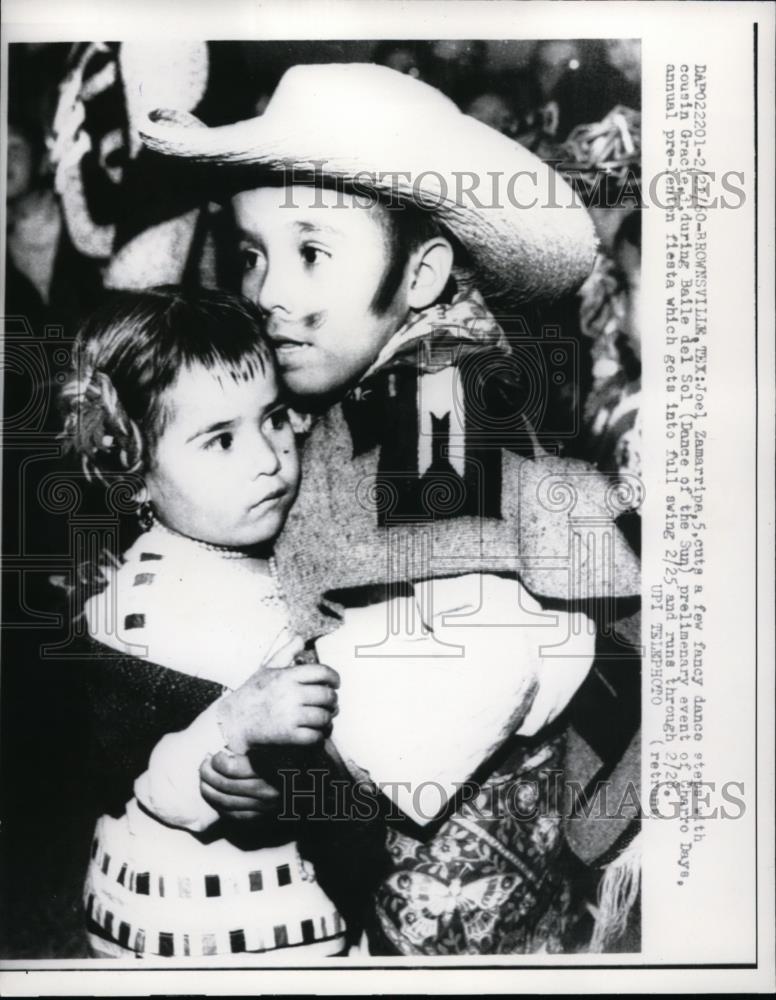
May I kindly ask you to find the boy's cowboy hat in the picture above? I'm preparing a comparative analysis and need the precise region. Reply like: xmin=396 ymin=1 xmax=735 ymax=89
xmin=140 ymin=62 xmax=597 ymax=304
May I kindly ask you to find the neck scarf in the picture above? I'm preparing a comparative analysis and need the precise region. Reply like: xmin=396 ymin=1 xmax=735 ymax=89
xmin=361 ymin=284 xmax=510 ymax=382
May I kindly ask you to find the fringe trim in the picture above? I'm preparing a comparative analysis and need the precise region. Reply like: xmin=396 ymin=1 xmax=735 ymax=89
xmin=587 ymin=831 xmax=641 ymax=952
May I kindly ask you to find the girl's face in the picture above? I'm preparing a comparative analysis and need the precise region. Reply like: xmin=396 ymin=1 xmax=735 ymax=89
xmin=144 ymin=360 xmax=299 ymax=549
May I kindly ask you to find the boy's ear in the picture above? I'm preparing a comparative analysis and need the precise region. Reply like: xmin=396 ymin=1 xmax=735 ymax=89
xmin=407 ymin=237 xmax=454 ymax=310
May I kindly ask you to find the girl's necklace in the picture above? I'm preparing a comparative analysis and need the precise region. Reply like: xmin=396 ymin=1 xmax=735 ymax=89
xmin=155 ymin=518 xmax=276 ymax=567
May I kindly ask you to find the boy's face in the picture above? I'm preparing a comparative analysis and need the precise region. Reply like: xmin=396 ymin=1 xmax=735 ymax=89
xmin=145 ymin=360 xmax=299 ymax=549
xmin=233 ymin=185 xmax=411 ymax=399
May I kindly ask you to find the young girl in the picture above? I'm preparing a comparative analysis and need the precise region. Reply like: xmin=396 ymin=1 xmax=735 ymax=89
xmin=61 ymin=286 xmax=345 ymax=959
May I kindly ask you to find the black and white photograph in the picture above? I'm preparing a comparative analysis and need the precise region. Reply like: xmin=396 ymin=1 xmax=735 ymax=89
xmin=0 ymin=1 xmax=773 ymax=994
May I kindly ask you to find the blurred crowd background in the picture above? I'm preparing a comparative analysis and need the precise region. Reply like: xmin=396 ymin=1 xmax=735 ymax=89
xmin=2 ymin=38 xmax=641 ymax=957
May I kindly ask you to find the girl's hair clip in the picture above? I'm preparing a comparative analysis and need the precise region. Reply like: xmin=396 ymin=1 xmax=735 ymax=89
xmin=59 ymin=364 xmax=143 ymax=483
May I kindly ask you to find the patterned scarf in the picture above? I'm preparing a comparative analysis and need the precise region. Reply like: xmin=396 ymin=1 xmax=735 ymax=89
xmin=361 ymin=284 xmax=511 ymax=382
xmin=332 ymin=285 xmax=521 ymax=530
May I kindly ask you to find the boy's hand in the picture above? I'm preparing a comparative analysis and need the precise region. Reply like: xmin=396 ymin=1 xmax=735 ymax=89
xmin=216 ymin=660 xmax=340 ymax=752
xmin=200 ymin=751 xmax=280 ymax=821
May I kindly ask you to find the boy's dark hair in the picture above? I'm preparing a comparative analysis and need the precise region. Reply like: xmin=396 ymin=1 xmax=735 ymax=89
xmin=371 ymin=196 xmax=457 ymax=313
xmin=61 ymin=285 xmax=273 ymax=482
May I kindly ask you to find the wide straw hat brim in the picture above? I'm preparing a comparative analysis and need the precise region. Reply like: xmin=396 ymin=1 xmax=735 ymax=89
xmin=140 ymin=63 xmax=597 ymax=305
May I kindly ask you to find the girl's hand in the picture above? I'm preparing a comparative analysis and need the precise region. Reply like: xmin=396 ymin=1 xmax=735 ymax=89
xmin=216 ymin=656 xmax=340 ymax=752
xmin=199 ymin=751 xmax=280 ymax=821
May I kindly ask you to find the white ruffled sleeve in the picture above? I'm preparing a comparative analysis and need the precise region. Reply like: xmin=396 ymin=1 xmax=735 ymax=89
xmin=132 ymin=698 xmax=227 ymax=833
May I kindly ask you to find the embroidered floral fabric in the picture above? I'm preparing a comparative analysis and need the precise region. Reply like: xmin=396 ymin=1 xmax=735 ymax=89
xmin=369 ymin=732 xmax=570 ymax=955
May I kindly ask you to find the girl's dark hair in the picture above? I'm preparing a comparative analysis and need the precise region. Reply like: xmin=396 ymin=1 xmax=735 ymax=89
xmin=61 ymin=285 xmax=273 ymax=482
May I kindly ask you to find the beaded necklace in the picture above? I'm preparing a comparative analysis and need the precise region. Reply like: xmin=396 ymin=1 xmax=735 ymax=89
xmin=153 ymin=519 xmax=279 ymax=584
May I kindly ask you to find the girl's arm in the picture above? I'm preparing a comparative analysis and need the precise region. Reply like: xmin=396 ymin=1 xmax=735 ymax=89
xmin=133 ymin=635 xmax=337 ymax=832
xmin=82 ymin=637 xmax=223 ymax=823
xmin=133 ymin=698 xmax=231 ymax=832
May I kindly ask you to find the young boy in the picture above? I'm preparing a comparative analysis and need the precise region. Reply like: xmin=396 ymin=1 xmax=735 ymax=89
xmin=141 ymin=62 xmax=641 ymax=954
